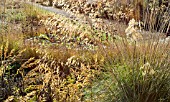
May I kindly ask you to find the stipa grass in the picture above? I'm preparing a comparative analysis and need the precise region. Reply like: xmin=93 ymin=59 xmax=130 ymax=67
xmin=86 ymin=40 xmax=170 ymax=102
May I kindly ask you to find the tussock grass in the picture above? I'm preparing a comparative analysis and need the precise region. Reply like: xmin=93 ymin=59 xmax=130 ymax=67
xmin=85 ymin=40 xmax=170 ymax=102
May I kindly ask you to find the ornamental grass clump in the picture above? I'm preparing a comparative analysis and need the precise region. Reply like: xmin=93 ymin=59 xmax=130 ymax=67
xmin=101 ymin=40 xmax=170 ymax=102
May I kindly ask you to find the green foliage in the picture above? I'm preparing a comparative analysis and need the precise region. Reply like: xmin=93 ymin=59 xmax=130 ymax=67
xmin=87 ymin=41 xmax=170 ymax=102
